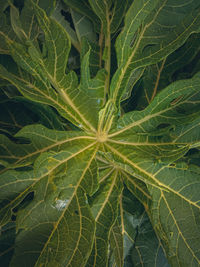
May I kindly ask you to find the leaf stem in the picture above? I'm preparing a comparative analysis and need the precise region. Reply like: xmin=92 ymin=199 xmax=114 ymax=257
xmin=99 ymin=24 xmax=104 ymax=68
xmin=104 ymin=5 xmax=111 ymax=103
xmin=150 ymin=58 xmax=166 ymax=102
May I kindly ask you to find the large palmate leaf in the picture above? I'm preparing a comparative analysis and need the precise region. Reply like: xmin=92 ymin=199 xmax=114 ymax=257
xmin=109 ymin=72 xmax=200 ymax=138
xmin=0 ymin=1 xmax=200 ymax=266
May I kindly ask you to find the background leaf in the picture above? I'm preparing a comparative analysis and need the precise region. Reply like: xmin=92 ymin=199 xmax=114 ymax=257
xmin=109 ymin=187 xmax=169 ymax=266
xmin=133 ymin=33 xmax=200 ymax=110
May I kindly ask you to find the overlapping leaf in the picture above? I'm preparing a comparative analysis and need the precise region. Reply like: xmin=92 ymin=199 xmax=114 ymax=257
xmin=51 ymin=1 xmax=80 ymax=52
xmin=103 ymin=141 xmax=200 ymax=265
xmin=63 ymin=0 xmax=101 ymax=32
xmin=0 ymin=1 xmax=103 ymax=132
xmin=1 ymin=140 xmax=98 ymax=266
xmin=0 ymin=124 xmax=94 ymax=169
xmin=136 ymin=33 xmax=200 ymax=109
xmin=86 ymin=170 xmax=123 ymax=266
xmin=111 ymin=0 xmax=200 ymax=104
xmin=109 ymin=188 xmax=169 ymax=266
xmin=88 ymin=0 xmax=128 ymax=35
xmin=0 ymin=0 xmax=55 ymax=54
xmin=0 ymin=99 xmax=65 ymax=137
xmin=148 ymin=166 xmax=200 ymax=266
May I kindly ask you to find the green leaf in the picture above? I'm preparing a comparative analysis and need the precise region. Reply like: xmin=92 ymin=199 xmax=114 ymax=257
xmin=0 ymin=2 xmax=100 ymax=132
xmin=136 ymin=33 xmax=200 ymax=109
xmin=88 ymin=0 xmax=128 ymax=35
xmin=0 ymin=10 xmax=16 ymax=54
xmin=111 ymin=0 xmax=200 ymax=105
xmin=30 ymin=0 xmax=71 ymax=83
xmin=109 ymin=73 xmax=200 ymax=138
xmin=86 ymin=170 xmax=123 ymax=266
xmin=2 ymin=143 xmax=98 ymax=266
xmin=81 ymin=37 xmax=101 ymax=77
xmin=10 ymin=3 xmax=27 ymax=42
xmin=63 ymin=0 xmax=101 ymax=33
xmin=80 ymin=48 xmax=106 ymax=109
xmin=109 ymin=215 xmax=124 ymax=267
xmin=36 ymin=0 xmax=56 ymax=16
xmin=109 ymin=0 xmax=129 ymax=34
xmin=122 ymin=171 xmax=151 ymax=207
xmin=109 ymin=188 xmax=169 ymax=266
xmin=1 ymin=1 xmax=200 ymax=266
xmin=0 ymin=222 xmax=15 ymax=266
xmin=148 ymin=167 xmax=200 ymax=266
xmin=0 ymin=124 xmax=95 ymax=169
xmin=0 ymin=0 xmax=56 ymax=54
xmin=171 ymin=117 xmax=200 ymax=146
xmin=88 ymin=0 xmax=111 ymax=35
xmin=0 ymin=98 xmax=65 ymax=137
xmin=51 ymin=1 xmax=80 ymax=52
xmin=71 ymin=9 xmax=97 ymax=43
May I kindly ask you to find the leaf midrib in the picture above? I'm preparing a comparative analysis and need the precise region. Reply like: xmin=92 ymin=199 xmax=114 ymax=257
xmin=161 ymin=192 xmax=200 ymax=264
xmin=107 ymin=139 xmax=188 ymax=146
xmin=106 ymin=143 xmax=200 ymax=210
xmin=0 ymin=134 xmax=96 ymax=174
xmin=113 ymin=0 xmax=166 ymax=101
xmin=112 ymin=0 xmax=200 ymax=103
xmin=0 ymin=142 xmax=97 ymax=226
xmin=119 ymin=0 xmax=151 ymax=65
xmin=2 ymin=27 xmax=97 ymax=133
xmin=35 ymin=145 xmax=98 ymax=266
xmin=122 ymin=171 xmax=151 ymax=201
xmin=108 ymin=88 xmax=196 ymax=138
xmin=95 ymin=170 xmax=118 ymax=221
xmin=32 ymin=11 xmax=97 ymax=133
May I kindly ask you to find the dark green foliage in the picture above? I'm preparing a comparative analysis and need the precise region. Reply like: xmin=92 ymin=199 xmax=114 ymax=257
xmin=0 ymin=0 xmax=200 ymax=266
